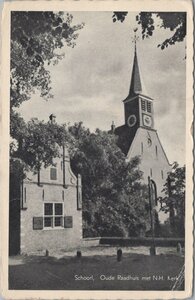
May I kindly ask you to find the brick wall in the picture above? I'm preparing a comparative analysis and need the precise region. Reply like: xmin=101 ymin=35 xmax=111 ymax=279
xmin=20 ymin=153 xmax=82 ymax=254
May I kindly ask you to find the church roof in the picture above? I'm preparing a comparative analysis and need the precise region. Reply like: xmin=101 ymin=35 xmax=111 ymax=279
xmin=114 ymin=124 xmax=137 ymax=156
xmin=128 ymin=46 xmax=148 ymax=99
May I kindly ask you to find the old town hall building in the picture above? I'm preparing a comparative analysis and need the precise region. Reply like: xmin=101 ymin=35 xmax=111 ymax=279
xmin=113 ymin=44 xmax=171 ymax=200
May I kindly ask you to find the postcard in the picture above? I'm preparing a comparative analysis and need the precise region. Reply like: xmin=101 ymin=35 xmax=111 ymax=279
xmin=0 ymin=0 xmax=193 ymax=299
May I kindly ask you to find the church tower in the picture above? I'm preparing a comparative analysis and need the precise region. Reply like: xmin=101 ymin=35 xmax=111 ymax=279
xmin=114 ymin=37 xmax=171 ymax=199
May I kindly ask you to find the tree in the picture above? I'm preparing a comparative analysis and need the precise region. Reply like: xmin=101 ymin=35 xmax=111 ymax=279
xmin=11 ymin=11 xmax=84 ymax=109
xmin=10 ymin=13 xmax=150 ymax=238
xmin=112 ymin=12 xmax=186 ymax=49
xmin=69 ymin=123 xmax=150 ymax=237
xmin=11 ymin=117 xmax=77 ymax=177
xmin=159 ymin=163 xmax=185 ymax=237
xmin=10 ymin=120 xmax=150 ymax=237
xmin=10 ymin=11 xmax=84 ymax=174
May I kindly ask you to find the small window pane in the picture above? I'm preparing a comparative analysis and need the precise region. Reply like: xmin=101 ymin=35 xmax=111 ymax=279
xmin=50 ymin=168 xmax=57 ymax=180
xmin=44 ymin=217 xmax=52 ymax=227
xmin=147 ymin=101 xmax=151 ymax=113
xmin=44 ymin=203 xmax=53 ymax=215
xmin=55 ymin=217 xmax=62 ymax=227
xmin=141 ymin=100 xmax=146 ymax=111
xmin=55 ymin=203 xmax=63 ymax=215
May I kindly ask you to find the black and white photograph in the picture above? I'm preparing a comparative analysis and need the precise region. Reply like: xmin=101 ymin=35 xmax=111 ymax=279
xmin=0 ymin=1 xmax=193 ymax=299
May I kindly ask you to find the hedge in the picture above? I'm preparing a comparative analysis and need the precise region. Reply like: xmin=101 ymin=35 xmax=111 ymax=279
xmin=99 ymin=237 xmax=185 ymax=247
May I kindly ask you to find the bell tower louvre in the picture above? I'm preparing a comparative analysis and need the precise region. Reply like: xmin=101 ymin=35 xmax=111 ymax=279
xmin=113 ymin=33 xmax=171 ymax=199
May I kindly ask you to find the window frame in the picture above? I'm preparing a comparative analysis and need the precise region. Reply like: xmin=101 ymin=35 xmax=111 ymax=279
xmin=147 ymin=101 xmax=152 ymax=113
xmin=43 ymin=202 xmax=64 ymax=229
xmin=155 ymin=145 xmax=158 ymax=158
xmin=50 ymin=167 xmax=57 ymax=180
xmin=141 ymin=99 xmax=146 ymax=111
xmin=141 ymin=142 xmax=144 ymax=155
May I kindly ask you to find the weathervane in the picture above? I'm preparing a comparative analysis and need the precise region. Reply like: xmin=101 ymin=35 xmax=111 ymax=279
xmin=131 ymin=27 xmax=139 ymax=51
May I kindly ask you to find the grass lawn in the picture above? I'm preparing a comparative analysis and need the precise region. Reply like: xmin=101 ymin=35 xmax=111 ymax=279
xmin=9 ymin=252 xmax=184 ymax=290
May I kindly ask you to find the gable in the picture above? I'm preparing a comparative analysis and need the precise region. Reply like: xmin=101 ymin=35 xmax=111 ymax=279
xmin=24 ymin=153 xmax=77 ymax=186
xmin=126 ymin=127 xmax=171 ymax=197
xmin=127 ymin=127 xmax=170 ymax=165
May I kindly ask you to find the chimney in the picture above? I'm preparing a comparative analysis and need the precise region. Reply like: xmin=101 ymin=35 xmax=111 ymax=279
xmin=49 ymin=114 xmax=56 ymax=124
xmin=111 ymin=121 xmax=115 ymax=133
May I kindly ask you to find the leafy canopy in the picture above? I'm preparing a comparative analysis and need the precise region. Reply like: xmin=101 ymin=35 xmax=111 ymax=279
xmin=11 ymin=11 xmax=84 ymax=108
xmin=69 ymin=123 xmax=150 ymax=237
xmin=11 ymin=120 xmax=150 ymax=237
xmin=112 ymin=12 xmax=186 ymax=49
xmin=159 ymin=163 xmax=185 ymax=237
xmin=11 ymin=117 xmax=76 ymax=173
xmin=10 ymin=11 xmax=84 ymax=170
xmin=10 ymin=12 xmax=150 ymax=238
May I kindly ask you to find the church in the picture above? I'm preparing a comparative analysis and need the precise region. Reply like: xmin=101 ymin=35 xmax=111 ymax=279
xmin=113 ymin=42 xmax=171 ymax=203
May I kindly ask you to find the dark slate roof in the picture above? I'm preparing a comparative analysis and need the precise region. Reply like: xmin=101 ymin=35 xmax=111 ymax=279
xmin=128 ymin=47 xmax=148 ymax=99
xmin=114 ymin=124 xmax=137 ymax=156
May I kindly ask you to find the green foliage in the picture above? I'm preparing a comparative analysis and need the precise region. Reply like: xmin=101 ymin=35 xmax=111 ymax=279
xmin=112 ymin=12 xmax=186 ymax=49
xmin=11 ymin=117 xmax=75 ymax=173
xmin=159 ymin=163 xmax=185 ymax=237
xmin=10 ymin=11 xmax=150 ymax=238
xmin=112 ymin=12 xmax=128 ymax=23
xmin=69 ymin=123 xmax=150 ymax=237
xmin=10 ymin=11 xmax=84 ymax=174
xmin=11 ymin=11 xmax=84 ymax=108
xmin=10 ymin=119 xmax=150 ymax=237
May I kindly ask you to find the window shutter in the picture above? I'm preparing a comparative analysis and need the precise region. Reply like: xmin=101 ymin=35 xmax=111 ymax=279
xmin=21 ymin=186 xmax=27 ymax=209
xmin=77 ymin=174 xmax=82 ymax=210
xmin=33 ymin=217 xmax=43 ymax=230
xmin=64 ymin=216 xmax=73 ymax=228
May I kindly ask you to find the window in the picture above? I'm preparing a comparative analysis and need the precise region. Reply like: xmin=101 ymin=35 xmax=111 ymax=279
xmin=50 ymin=167 xmax=57 ymax=180
xmin=147 ymin=101 xmax=152 ymax=113
xmin=141 ymin=99 xmax=146 ymax=111
xmin=155 ymin=145 xmax=158 ymax=158
xmin=161 ymin=170 xmax=164 ymax=179
xmin=44 ymin=203 xmax=63 ymax=228
xmin=141 ymin=142 xmax=143 ymax=155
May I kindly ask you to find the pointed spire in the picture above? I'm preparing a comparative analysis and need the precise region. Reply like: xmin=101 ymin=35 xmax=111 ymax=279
xmin=128 ymin=29 xmax=147 ymax=98
xmin=129 ymin=47 xmax=142 ymax=95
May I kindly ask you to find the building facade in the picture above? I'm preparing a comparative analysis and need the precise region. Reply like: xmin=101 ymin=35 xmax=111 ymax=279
xmin=114 ymin=45 xmax=171 ymax=206
xmin=9 ymin=147 xmax=82 ymax=255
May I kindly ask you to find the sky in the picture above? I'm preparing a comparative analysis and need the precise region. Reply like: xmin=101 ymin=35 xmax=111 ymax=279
xmin=17 ymin=12 xmax=186 ymax=165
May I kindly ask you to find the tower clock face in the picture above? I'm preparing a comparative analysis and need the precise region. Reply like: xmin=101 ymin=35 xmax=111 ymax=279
xmin=143 ymin=114 xmax=153 ymax=128
xmin=127 ymin=115 xmax=137 ymax=127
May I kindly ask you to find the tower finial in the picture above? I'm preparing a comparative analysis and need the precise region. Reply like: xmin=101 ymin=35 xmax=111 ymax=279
xmin=128 ymin=27 xmax=148 ymax=97
xmin=132 ymin=27 xmax=139 ymax=52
